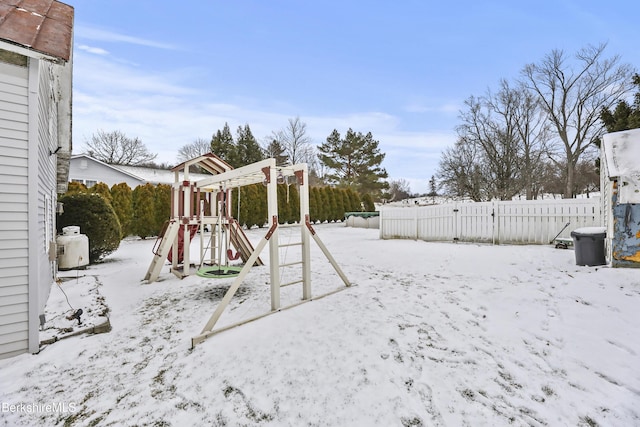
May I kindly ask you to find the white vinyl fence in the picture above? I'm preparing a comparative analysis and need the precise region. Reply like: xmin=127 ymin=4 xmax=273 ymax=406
xmin=379 ymin=198 xmax=601 ymax=245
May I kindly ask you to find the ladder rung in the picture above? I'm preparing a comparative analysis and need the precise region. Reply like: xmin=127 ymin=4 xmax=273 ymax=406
xmin=279 ymin=261 xmax=303 ymax=268
xmin=279 ymin=242 xmax=302 ymax=248
xmin=280 ymin=279 xmax=304 ymax=288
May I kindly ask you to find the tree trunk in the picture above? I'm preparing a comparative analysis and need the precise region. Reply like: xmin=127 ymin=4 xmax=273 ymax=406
xmin=564 ymin=162 xmax=574 ymax=199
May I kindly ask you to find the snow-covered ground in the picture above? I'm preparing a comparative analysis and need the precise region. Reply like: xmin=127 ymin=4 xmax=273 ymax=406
xmin=1 ymin=224 xmax=639 ymax=426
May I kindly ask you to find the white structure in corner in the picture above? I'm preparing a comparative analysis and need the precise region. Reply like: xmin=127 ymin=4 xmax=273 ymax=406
xmin=600 ymin=128 xmax=640 ymax=267
xmin=143 ymin=157 xmax=351 ymax=347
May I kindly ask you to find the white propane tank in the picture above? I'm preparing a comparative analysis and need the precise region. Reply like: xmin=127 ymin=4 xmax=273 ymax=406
xmin=57 ymin=226 xmax=89 ymax=270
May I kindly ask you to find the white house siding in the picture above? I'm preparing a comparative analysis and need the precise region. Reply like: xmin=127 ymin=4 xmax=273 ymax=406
xmin=0 ymin=60 xmax=30 ymax=358
xmin=33 ymin=60 xmax=58 ymax=335
xmin=69 ymin=156 xmax=144 ymax=189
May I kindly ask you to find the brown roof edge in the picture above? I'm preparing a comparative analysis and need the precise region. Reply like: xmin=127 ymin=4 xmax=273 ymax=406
xmin=0 ymin=0 xmax=74 ymax=62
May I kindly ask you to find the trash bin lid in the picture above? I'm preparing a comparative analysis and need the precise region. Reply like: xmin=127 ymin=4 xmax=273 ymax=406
xmin=571 ymin=226 xmax=606 ymax=238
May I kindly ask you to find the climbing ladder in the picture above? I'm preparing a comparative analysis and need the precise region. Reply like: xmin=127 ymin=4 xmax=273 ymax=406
xmin=275 ymin=223 xmax=309 ymax=293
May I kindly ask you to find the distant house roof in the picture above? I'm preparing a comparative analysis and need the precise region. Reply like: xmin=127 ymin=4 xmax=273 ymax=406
xmin=0 ymin=0 xmax=74 ymax=62
xmin=71 ymin=154 xmax=216 ymax=186
xmin=117 ymin=164 xmax=215 ymax=185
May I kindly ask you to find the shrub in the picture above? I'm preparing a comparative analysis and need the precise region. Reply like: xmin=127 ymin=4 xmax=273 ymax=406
xmin=277 ymin=184 xmax=290 ymax=224
xmin=332 ymin=188 xmax=344 ymax=221
xmin=154 ymin=184 xmax=172 ymax=232
xmin=91 ymin=182 xmax=112 ymax=204
xmin=66 ymin=181 xmax=87 ymax=194
xmin=361 ymin=193 xmax=375 ymax=212
xmin=347 ymin=188 xmax=362 ymax=212
xmin=110 ymin=182 xmax=133 ymax=238
xmin=131 ymin=183 xmax=158 ymax=239
xmin=288 ymin=184 xmax=300 ymax=223
xmin=57 ymin=193 xmax=121 ymax=263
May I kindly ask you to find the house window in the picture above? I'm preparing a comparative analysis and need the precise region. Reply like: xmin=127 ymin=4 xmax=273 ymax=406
xmin=72 ymin=179 xmax=97 ymax=187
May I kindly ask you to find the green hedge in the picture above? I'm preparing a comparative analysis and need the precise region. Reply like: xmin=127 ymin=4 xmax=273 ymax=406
xmin=64 ymin=181 xmax=367 ymax=248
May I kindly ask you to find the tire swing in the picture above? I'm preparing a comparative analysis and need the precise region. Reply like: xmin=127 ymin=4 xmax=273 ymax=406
xmin=196 ymin=265 xmax=243 ymax=278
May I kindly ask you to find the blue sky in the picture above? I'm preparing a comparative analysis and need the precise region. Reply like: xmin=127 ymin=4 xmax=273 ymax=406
xmin=72 ymin=1 xmax=639 ymax=194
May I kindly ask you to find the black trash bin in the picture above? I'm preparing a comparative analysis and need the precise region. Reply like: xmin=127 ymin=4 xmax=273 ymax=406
xmin=571 ymin=227 xmax=606 ymax=266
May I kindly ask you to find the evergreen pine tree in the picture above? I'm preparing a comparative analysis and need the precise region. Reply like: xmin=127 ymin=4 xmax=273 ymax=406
xmin=596 ymin=74 xmax=640 ymax=173
xmin=264 ymin=139 xmax=289 ymax=166
xmin=210 ymin=122 xmax=237 ymax=166
xmin=428 ymin=175 xmax=438 ymax=202
xmin=317 ymin=128 xmax=389 ymax=197
xmin=600 ymin=74 xmax=640 ymax=131
xmin=236 ymin=124 xmax=265 ymax=167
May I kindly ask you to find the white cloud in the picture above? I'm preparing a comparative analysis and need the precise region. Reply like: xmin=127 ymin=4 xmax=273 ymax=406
xmin=74 ymin=51 xmax=197 ymax=96
xmin=77 ymin=44 xmax=109 ymax=55
xmin=75 ymin=24 xmax=177 ymax=50
xmin=71 ymin=45 xmax=454 ymax=195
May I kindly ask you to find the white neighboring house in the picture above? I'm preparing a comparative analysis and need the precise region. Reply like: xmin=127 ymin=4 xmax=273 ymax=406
xmin=0 ymin=1 xmax=74 ymax=359
xmin=69 ymin=154 xmax=214 ymax=188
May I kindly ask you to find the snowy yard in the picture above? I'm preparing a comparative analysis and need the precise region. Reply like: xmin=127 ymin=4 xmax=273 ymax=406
xmin=1 ymin=224 xmax=639 ymax=426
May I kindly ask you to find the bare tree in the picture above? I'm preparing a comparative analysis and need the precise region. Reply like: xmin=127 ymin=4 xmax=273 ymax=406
xmin=177 ymin=138 xmax=211 ymax=163
xmin=438 ymin=138 xmax=488 ymax=201
xmin=487 ymin=80 xmax=551 ymax=199
xmin=522 ymin=43 xmax=634 ymax=198
xmin=387 ymin=179 xmax=412 ymax=201
xmin=85 ymin=130 xmax=157 ymax=166
xmin=508 ymin=81 xmax=551 ymax=200
xmin=457 ymin=94 xmax=522 ymax=200
xmin=271 ymin=117 xmax=314 ymax=164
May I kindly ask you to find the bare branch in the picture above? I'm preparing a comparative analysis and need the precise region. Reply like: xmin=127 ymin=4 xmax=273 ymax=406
xmin=84 ymin=130 xmax=157 ymax=166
